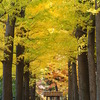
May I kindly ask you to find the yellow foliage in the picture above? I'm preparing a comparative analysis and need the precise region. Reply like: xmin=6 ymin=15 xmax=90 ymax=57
xmin=0 ymin=62 xmax=3 ymax=77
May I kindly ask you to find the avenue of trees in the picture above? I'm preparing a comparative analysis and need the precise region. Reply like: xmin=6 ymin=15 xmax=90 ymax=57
xmin=0 ymin=0 xmax=100 ymax=100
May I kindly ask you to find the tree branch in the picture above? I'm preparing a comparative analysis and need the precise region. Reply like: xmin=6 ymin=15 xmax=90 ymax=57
xmin=29 ymin=56 xmax=39 ymax=63
xmin=0 ymin=19 xmax=6 ymax=24
xmin=0 ymin=12 xmax=6 ymax=18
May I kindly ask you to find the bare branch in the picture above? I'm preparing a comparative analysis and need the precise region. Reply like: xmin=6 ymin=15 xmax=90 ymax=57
xmin=29 ymin=56 xmax=39 ymax=63
xmin=0 ymin=12 xmax=6 ymax=18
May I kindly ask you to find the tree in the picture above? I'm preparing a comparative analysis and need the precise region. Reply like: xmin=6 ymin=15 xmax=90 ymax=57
xmin=68 ymin=61 xmax=73 ymax=100
xmin=88 ymin=15 xmax=96 ymax=100
xmin=24 ymin=62 xmax=29 ymax=100
xmin=72 ymin=61 xmax=79 ymax=100
xmin=76 ymin=27 xmax=90 ymax=100
xmin=0 ymin=0 xmax=98 ymax=99
xmin=3 ymin=15 xmax=16 ymax=100
xmin=16 ymin=44 xmax=24 ymax=100
xmin=16 ymin=8 xmax=25 ymax=100
xmin=95 ymin=0 xmax=100 ymax=100
xmin=30 ymin=74 xmax=36 ymax=100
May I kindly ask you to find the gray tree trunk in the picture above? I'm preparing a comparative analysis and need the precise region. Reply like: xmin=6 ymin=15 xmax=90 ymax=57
xmin=16 ymin=8 xmax=25 ymax=100
xmin=68 ymin=61 xmax=73 ymax=100
xmin=22 ymin=81 xmax=25 ymax=100
xmin=78 ymin=53 xmax=90 ymax=100
xmin=95 ymin=0 xmax=100 ymax=99
xmin=88 ymin=15 xmax=96 ymax=100
xmin=16 ymin=44 xmax=24 ymax=100
xmin=24 ymin=63 xmax=29 ymax=100
xmin=30 ymin=75 xmax=36 ymax=100
xmin=72 ymin=61 xmax=79 ymax=100
xmin=2 ymin=15 xmax=16 ymax=100
xmin=30 ymin=83 xmax=36 ymax=100
xmin=76 ymin=28 xmax=90 ymax=100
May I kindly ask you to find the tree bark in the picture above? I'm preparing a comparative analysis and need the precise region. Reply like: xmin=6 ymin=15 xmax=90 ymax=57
xmin=72 ymin=61 xmax=79 ymax=100
xmin=78 ymin=53 xmax=90 ymax=100
xmin=16 ymin=44 xmax=24 ymax=100
xmin=24 ymin=63 xmax=29 ymax=100
xmin=16 ymin=8 xmax=25 ymax=100
xmin=88 ymin=15 xmax=96 ymax=100
xmin=68 ymin=61 xmax=73 ymax=100
xmin=30 ymin=83 xmax=36 ymax=100
xmin=22 ymin=81 xmax=25 ymax=100
xmin=76 ymin=28 xmax=90 ymax=100
xmin=95 ymin=1 xmax=100 ymax=99
xmin=2 ymin=15 xmax=16 ymax=100
xmin=30 ymin=75 xmax=36 ymax=100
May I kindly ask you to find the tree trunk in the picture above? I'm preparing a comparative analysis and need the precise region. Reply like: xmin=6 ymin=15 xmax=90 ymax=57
xmin=22 ymin=81 xmax=25 ymax=100
xmin=76 ymin=28 xmax=90 ymax=100
xmin=24 ymin=63 xmax=29 ymax=100
xmin=72 ymin=61 xmax=79 ymax=100
xmin=55 ymin=83 xmax=58 ymax=91
xmin=68 ymin=61 xmax=73 ymax=100
xmin=16 ymin=44 xmax=24 ymax=100
xmin=30 ymin=82 xmax=36 ymax=100
xmin=88 ymin=15 xmax=96 ymax=100
xmin=78 ymin=53 xmax=90 ymax=100
xmin=95 ymin=1 xmax=100 ymax=99
xmin=16 ymin=8 xmax=25 ymax=100
xmin=2 ymin=15 xmax=16 ymax=100
xmin=30 ymin=75 xmax=36 ymax=100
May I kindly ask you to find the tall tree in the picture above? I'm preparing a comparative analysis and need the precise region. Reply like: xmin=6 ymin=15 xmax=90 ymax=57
xmin=95 ymin=0 xmax=100 ymax=100
xmin=16 ymin=44 xmax=24 ymax=100
xmin=88 ymin=15 xmax=96 ymax=100
xmin=76 ymin=28 xmax=90 ymax=100
xmin=30 ymin=74 xmax=36 ymax=100
xmin=72 ymin=61 xmax=79 ymax=100
xmin=68 ymin=61 xmax=73 ymax=100
xmin=2 ymin=15 xmax=16 ymax=100
xmin=24 ymin=62 xmax=29 ymax=100
xmin=16 ymin=8 xmax=25 ymax=100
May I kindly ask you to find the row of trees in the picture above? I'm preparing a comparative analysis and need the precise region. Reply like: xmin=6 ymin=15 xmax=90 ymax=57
xmin=67 ymin=1 xmax=100 ymax=100
xmin=0 ymin=0 xmax=100 ymax=100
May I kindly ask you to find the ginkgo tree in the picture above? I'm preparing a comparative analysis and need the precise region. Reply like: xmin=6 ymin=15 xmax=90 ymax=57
xmin=0 ymin=0 xmax=98 ymax=100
